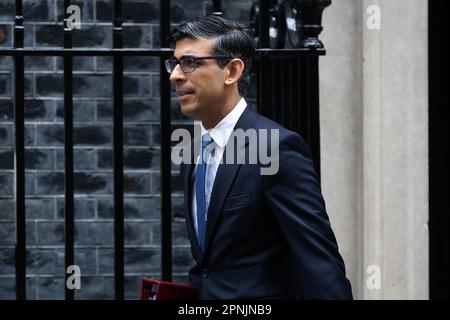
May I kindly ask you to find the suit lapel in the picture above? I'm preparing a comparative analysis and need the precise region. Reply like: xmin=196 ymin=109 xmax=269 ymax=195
xmin=202 ymin=106 xmax=258 ymax=259
xmin=182 ymin=136 xmax=203 ymax=264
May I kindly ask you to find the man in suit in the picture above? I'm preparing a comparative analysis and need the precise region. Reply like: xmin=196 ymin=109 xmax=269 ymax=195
xmin=167 ymin=15 xmax=353 ymax=299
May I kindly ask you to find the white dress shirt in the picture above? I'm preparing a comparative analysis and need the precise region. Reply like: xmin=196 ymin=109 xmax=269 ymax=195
xmin=191 ymin=97 xmax=248 ymax=238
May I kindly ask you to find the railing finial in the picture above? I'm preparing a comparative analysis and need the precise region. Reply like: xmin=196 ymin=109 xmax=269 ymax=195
xmin=297 ymin=0 xmax=332 ymax=50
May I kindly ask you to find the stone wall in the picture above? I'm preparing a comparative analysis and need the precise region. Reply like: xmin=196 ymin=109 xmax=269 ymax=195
xmin=320 ymin=0 xmax=428 ymax=299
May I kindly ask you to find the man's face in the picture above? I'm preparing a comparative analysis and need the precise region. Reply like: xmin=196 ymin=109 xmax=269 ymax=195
xmin=170 ymin=38 xmax=227 ymax=121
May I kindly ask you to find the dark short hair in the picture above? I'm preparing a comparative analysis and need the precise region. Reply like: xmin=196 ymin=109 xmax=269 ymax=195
xmin=169 ymin=15 xmax=255 ymax=96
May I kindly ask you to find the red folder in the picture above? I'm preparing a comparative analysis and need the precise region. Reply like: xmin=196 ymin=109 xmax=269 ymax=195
xmin=140 ymin=277 xmax=199 ymax=300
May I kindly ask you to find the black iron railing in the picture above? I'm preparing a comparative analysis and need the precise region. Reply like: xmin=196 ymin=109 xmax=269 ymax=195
xmin=0 ymin=0 xmax=330 ymax=300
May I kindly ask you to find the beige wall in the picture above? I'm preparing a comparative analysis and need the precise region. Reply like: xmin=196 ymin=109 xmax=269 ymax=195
xmin=319 ymin=0 xmax=429 ymax=299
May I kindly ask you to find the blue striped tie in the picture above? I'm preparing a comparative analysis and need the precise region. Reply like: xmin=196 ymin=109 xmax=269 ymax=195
xmin=196 ymin=134 xmax=213 ymax=252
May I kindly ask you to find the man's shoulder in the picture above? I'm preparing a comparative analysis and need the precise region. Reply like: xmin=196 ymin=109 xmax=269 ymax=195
xmin=247 ymin=107 xmax=305 ymax=145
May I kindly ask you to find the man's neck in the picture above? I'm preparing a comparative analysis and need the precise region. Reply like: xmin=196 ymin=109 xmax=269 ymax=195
xmin=202 ymin=94 xmax=242 ymax=130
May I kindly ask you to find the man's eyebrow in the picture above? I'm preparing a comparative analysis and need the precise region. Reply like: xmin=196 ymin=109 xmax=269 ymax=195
xmin=172 ymin=54 xmax=193 ymax=60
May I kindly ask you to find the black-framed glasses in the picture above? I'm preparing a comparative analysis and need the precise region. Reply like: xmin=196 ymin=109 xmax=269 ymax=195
xmin=164 ymin=55 xmax=233 ymax=74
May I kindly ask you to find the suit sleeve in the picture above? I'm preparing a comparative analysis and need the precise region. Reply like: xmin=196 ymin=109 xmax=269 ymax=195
xmin=263 ymin=132 xmax=353 ymax=299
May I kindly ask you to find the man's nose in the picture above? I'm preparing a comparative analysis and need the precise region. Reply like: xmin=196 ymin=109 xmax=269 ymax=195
xmin=169 ymin=64 xmax=185 ymax=82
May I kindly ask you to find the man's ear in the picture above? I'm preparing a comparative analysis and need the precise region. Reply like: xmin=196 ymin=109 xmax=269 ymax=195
xmin=224 ymin=58 xmax=245 ymax=86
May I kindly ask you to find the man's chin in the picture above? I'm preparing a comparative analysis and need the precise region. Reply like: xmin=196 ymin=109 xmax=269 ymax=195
xmin=180 ymin=103 xmax=200 ymax=120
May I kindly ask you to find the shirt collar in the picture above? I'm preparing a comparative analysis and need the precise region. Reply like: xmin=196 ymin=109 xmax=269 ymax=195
xmin=199 ymin=97 xmax=247 ymax=148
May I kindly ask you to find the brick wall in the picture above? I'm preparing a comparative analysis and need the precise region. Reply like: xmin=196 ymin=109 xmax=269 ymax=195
xmin=0 ymin=0 xmax=255 ymax=299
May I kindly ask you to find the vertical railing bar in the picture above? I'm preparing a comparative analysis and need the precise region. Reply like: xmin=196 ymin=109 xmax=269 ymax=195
xmin=298 ymin=57 xmax=305 ymax=139
xmin=307 ymin=56 xmax=321 ymax=180
xmin=113 ymin=0 xmax=125 ymax=300
xmin=288 ymin=57 xmax=294 ymax=131
xmin=293 ymin=57 xmax=299 ymax=133
xmin=256 ymin=57 xmax=261 ymax=113
xmin=255 ymin=58 xmax=260 ymax=113
xmin=13 ymin=0 xmax=26 ymax=300
xmin=304 ymin=58 xmax=311 ymax=145
xmin=299 ymin=55 xmax=321 ymax=180
xmin=63 ymin=0 xmax=75 ymax=301
xmin=259 ymin=55 xmax=271 ymax=118
xmin=294 ymin=56 xmax=299 ymax=133
xmin=271 ymin=58 xmax=277 ymax=122
xmin=257 ymin=0 xmax=270 ymax=119
xmin=257 ymin=57 xmax=263 ymax=115
xmin=160 ymin=0 xmax=172 ymax=282
xmin=259 ymin=0 xmax=270 ymax=49
xmin=276 ymin=58 xmax=281 ymax=124
xmin=213 ymin=0 xmax=221 ymax=14
xmin=278 ymin=58 xmax=285 ymax=124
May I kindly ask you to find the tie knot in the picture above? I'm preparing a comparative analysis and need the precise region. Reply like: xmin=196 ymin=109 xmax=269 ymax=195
xmin=201 ymin=134 xmax=213 ymax=149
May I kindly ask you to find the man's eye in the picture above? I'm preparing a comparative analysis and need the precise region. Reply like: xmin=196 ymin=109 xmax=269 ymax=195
xmin=183 ymin=58 xmax=195 ymax=67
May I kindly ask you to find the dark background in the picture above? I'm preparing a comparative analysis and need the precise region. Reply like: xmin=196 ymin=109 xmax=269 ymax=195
xmin=429 ymin=0 xmax=449 ymax=300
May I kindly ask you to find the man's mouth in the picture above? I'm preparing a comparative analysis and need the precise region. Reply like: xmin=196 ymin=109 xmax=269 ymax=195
xmin=177 ymin=90 xmax=195 ymax=101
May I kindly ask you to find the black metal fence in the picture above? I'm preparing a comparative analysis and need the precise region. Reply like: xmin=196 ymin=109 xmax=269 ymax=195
xmin=0 ymin=0 xmax=330 ymax=300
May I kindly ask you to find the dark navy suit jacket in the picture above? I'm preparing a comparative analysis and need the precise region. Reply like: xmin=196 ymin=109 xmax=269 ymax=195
xmin=180 ymin=106 xmax=353 ymax=300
